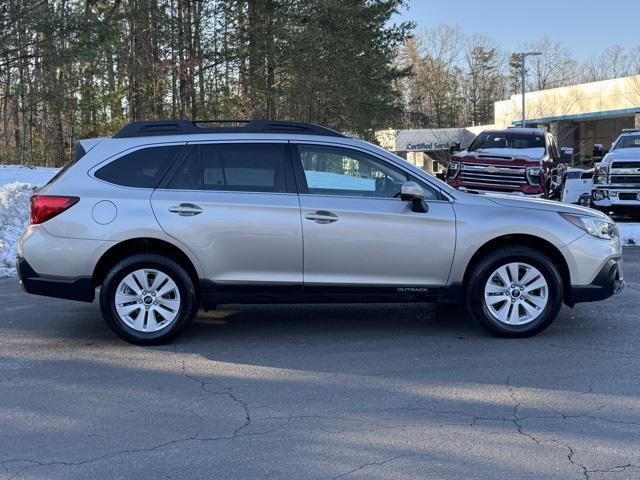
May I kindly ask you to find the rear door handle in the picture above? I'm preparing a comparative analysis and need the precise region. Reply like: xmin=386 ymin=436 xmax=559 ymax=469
xmin=305 ymin=210 xmax=338 ymax=224
xmin=169 ymin=203 xmax=203 ymax=216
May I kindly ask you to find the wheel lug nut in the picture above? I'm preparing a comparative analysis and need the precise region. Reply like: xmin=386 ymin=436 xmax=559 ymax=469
xmin=153 ymin=301 xmax=158 ymax=305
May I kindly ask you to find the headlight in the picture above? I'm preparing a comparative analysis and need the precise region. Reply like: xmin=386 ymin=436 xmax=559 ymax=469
xmin=593 ymin=174 xmax=606 ymax=184
xmin=560 ymin=213 xmax=618 ymax=240
xmin=594 ymin=164 xmax=608 ymax=174
xmin=447 ymin=161 xmax=460 ymax=179
xmin=526 ymin=166 xmax=542 ymax=185
xmin=592 ymin=190 xmax=608 ymax=200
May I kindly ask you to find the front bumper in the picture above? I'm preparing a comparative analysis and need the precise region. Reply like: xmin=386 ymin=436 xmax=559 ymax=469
xmin=592 ymin=188 xmax=640 ymax=208
xmin=17 ymin=256 xmax=95 ymax=302
xmin=448 ymin=183 xmax=544 ymax=198
xmin=447 ymin=178 xmax=544 ymax=197
xmin=569 ymin=258 xmax=624 ymax=305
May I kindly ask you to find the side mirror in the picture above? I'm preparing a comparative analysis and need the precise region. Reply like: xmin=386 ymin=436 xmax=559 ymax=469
xmin=593 ymin=144 xmax=604 ymax=157
xmin=400 ymin=181 xmax=428 ymax=213
xmin=449 ymin=142 xmax=461 ymax=154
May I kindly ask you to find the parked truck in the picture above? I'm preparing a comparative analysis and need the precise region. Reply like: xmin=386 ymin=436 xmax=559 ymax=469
xmin=592 ymin=129 xmax=640 ymax=217
xmin=446 ymin=128 xmax=565 ymax=198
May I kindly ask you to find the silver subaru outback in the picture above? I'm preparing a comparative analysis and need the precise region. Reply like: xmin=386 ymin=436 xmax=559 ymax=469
xmin=17 ymin=120 xmax=624 ymax=345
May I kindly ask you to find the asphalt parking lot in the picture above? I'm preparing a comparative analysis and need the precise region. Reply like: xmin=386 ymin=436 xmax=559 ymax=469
xmin=1 ymin=249 xmax=639 ymax=480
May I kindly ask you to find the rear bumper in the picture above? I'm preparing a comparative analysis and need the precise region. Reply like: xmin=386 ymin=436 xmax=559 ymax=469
xmin=16 ymin=256 xmax=94 ymax=303
xmin=569 ymin=258 xmax=624 ymax=305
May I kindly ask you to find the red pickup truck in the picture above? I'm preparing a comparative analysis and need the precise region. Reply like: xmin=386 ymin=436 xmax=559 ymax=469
xmin=446 ymin=128 xmax=563 ymax=198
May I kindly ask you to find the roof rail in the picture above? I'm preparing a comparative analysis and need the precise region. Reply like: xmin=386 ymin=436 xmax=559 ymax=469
xmin=112 ymin=120 xmax=346 ymax=139
xmin=621 ymin=128 xmax=640 ymax=134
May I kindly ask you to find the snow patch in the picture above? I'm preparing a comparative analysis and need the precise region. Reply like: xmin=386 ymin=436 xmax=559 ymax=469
xmin=0 ymin=165 xmax=60 ymax=186
xmin=0 ymin=166 xmax=59 ymax=277
xmin=463 ymin=147 xmax=546 ymax=159
xmin=618 ymin=223 xmax=640 ymax=246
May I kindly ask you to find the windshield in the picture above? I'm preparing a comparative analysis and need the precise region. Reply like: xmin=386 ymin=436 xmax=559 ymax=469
xmin=469 ymin=132 xmax=545 ymax=151
xmin=613 ymin=135 xmax=640 ymax=150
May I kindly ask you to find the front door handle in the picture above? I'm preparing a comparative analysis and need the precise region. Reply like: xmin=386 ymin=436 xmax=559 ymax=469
xmin=305 ymin=210 xmax=338 ymax=224
xmin=169 ymin=203 xmax=203 ymax=216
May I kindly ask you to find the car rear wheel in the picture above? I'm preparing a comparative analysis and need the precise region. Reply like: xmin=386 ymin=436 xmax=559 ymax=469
xmin=99 ymin=254 xmax=197 ymax=345
xmin=465 ymin=247 xmax=563 ymax=337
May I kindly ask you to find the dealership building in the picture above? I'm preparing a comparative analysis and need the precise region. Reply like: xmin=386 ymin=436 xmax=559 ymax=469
xmin=378 ymin=74 xmax=640 ymax=169
xmin=375 ymin=126 xmax=490 ymax=175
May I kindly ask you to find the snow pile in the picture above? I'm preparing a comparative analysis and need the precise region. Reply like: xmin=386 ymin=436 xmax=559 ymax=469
xmin=618 ymin=223 xmax=640 ymax=246
xmin=0 ymin=166 xmax=59 ymax=277
xmin=0 ymin=182 xmax=37 ymax=276
xmin=0 ymin=165 xmax=59 ymax=186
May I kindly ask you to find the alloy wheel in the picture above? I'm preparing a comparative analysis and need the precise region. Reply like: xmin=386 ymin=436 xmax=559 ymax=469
xmin=114 ymin=269 xmax=181 ymax=332
xmin=483 ymin=262 xmax=549 ymax=326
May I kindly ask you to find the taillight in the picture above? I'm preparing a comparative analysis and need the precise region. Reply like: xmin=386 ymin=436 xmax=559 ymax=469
xmin=30 ymin=195 xmax=79 ymax=224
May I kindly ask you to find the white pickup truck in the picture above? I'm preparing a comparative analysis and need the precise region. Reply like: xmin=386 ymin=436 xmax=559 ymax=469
xmin=561 ymin=168 xmax=593 ymax=206
xmin=592 ymin=129 xmax=640 ymax=216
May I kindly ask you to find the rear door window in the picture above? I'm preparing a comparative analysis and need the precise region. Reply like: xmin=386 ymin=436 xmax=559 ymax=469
xmin=95 ymin=145 xmax=183 ymax=188
xmin=166 ymin=143 xmax=290 ymax=193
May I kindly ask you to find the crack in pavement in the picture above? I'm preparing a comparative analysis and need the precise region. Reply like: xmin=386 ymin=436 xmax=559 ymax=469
xmin=175 ymin=346 xmax=253 ymax=438
xmin=1 ymin=349 xmax=257 ymax=479
xmin=506 ymin=377 xmax=542 ymax=446
xmin=542 ymin=405 xmax=640 ymax=428
xmin=5 ymin=343 xmax=637 ymax=478
xmin=332 ymin=454 xmax=406 ymax=479
xmin=0 ymin=422 xmax=280 ymax=480
xmin=564 ymin=443 xmax=591 ymax=480
xmin=552 ymin=439 xmax=640 ymax=480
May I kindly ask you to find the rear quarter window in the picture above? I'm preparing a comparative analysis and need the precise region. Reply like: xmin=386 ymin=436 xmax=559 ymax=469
xmin=95 ymin=145 xmax=182 ymax=188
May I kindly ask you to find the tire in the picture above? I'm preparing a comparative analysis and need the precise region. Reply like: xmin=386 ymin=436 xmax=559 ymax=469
xmin=99 ymin=254 xmax=198 ymax=345
xmin=464 ymin=246 xmax=563 ymax=338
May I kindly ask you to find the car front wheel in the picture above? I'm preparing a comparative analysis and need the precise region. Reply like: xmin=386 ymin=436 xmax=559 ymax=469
xmin=99 ymin=254 xmax=198 ymax=345
xmin=465 ymin=247 xmax=563 ymax=337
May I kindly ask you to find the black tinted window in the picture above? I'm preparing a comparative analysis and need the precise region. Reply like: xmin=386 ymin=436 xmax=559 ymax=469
xmin=167 ymin=143 xmax=288 ymax=193
xmin=95 ymin=146 xmax=181 ymax=188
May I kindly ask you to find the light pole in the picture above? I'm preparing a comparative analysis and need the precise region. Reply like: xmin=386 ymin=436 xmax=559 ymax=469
xmin=520 ymin=51 xmax=542 ymax=127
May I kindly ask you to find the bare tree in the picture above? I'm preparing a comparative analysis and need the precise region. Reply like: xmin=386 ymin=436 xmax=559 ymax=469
xmin=523 ymin=38 xmax=578 ymax=91
xmin=582 ymin=45 xmax=635 ymax=82
xmin=397 ymin=24 xmax=466 ymax=128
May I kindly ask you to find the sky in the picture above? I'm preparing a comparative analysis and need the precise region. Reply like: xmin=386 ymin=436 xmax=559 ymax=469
xmin=395 ymin=0 xmax=639 ymax=60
